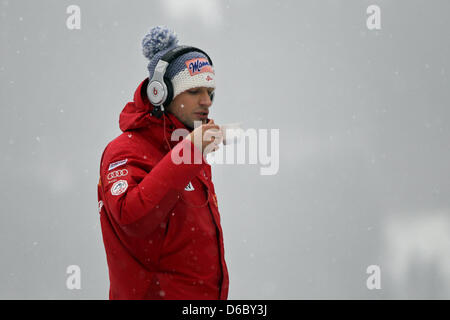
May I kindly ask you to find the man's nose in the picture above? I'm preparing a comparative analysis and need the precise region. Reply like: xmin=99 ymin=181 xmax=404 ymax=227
xmin=199 ymin=91 xmax=212 ymax=106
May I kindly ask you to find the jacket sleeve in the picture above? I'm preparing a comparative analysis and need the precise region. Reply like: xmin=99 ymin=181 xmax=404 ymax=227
xmin=100 ymin=138 xmax=206 ymax=237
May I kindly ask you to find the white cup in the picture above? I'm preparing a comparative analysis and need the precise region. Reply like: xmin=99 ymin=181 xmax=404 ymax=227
xmin=220 ymin=122 xmax=243 ymax=145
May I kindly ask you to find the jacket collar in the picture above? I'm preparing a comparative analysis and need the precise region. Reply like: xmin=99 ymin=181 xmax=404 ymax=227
xmin=119 ymin=78 xmax=192 ymax=149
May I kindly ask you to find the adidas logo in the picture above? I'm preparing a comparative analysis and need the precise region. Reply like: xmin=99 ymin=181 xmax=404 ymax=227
xmin=184 ymin=181 xmax=195 ymax=191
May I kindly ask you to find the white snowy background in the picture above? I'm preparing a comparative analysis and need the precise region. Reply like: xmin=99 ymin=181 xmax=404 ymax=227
xmin=1 ymin=0 xmax=449 ymax=299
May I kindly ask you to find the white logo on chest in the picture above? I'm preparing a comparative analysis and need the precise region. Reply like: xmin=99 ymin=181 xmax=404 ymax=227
xmin=184 ymin=181 xmax=195 ymax=191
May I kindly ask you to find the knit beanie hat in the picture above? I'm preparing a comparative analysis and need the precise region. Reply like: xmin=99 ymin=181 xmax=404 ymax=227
xmin=142 ymin=26 xmax=215 ymax=103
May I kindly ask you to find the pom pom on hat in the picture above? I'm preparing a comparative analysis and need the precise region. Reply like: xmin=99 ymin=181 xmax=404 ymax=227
xmin=142 ymin=26 xmax=178 ymax=60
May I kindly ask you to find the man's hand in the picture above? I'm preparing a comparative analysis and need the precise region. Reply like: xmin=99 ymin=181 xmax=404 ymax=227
xmin=186 ymin=119 xmax=223 ymax=155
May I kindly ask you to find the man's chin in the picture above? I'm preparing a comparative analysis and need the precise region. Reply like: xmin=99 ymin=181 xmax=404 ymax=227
xmin=180 ymin=118 xmax=206 ymax=131
xmin=191 ymin=119 xmax=206 ymax=128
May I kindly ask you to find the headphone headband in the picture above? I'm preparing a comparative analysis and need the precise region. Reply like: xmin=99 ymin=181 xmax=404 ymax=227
xmin=160 ymin=45 xmax=213 ymax=66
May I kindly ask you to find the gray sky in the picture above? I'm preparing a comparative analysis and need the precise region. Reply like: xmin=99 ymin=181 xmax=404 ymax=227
xmin=1 ymin=0 xmax=449 ymax=299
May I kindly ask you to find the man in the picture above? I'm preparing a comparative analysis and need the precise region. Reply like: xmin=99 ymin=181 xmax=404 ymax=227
xmin=97 ymin=26 xmax=229 ymax=300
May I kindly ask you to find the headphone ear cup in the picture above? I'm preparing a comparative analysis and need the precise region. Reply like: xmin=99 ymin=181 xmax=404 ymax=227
xmin=147 ymin=80 xmax=167 ymax=107
xmin=163 ymin=76 xmax=174 ymax=108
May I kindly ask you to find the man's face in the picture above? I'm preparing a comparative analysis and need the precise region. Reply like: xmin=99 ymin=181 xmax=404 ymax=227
xmin=167 ymin=87 xmax=214 ymax=130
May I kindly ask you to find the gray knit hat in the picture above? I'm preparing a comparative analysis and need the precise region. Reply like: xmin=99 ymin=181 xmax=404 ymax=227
xmin=142 ymin=26 xmax=215 ymax=101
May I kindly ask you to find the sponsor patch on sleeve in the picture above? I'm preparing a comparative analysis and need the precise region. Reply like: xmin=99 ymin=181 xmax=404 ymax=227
xmin=107 ymin=169 xmax=128 ymax=180
xmin=108 ymin=159 xmax=127 ymax=171
xmin=111 ymin=180 xmax=128 ymax=196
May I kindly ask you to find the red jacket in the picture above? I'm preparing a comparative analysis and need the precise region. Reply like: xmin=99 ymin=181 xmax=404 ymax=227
xmin=97 ymin=78 xmax=229 ymax=300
